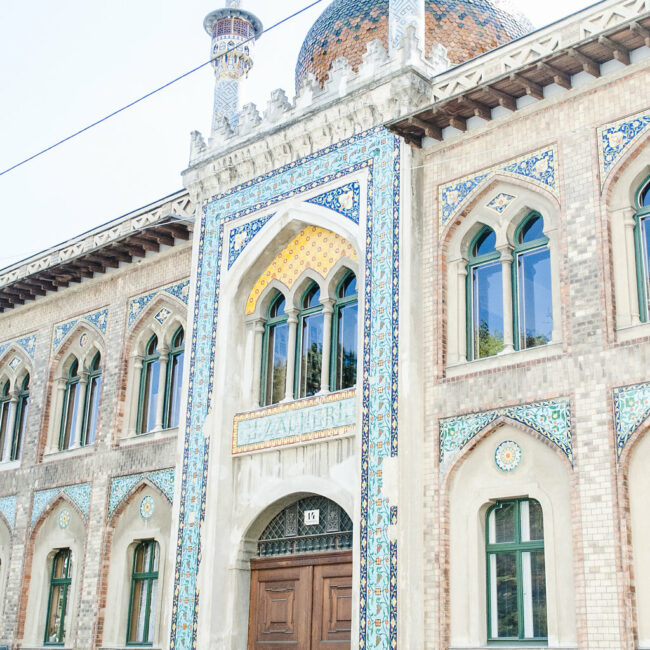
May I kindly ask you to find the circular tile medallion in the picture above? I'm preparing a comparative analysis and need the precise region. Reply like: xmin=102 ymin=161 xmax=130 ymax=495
xmin=140 ymin=495 xmax=155 ymax=520
xmin=58 ymin=509 xmax=71 ymax=529
xmin=494 ymin=440 xmax=522 ymax=472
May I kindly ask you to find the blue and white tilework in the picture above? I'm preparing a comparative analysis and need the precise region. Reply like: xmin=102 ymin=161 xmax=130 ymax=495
xmin=172 ymin=127 xmax=401 ymax=650
xmin=439 ymin=145 xmax=558 ymax=236
xmin=0 ymin=334 xmax=36 ymax=361
xmin=494 ymin=440 xmax=522 ymax=472
xmin=306 ymin=182 xmax=361 ymax=224
xmin=439 ymin=398 xmax=572 ymax=471
xmin=8 ymin=356 xmax=22 ymax=371
xmin=140 ymin=495 xmax=155 ymax=520
xmin=53 ymin=308 xmax=108 ymax=352
xmin=486 ymin=192 xmax=516 ymax=213
xmin=108 ymin=468 xmax=175 ymax=517
xmin=0 ymin=495 xmax=16 ymax=530
xmin=155 ymin=308 xmax=172 ymax=325
xmin=31 ymin=483 xmax=92 ymax=528
xmin=128 ymin=279 xmax=190 ymax=328
xmin=613 ymin=381 xmax=650 ymax=458
xmin=227 ymin=213 xmax=274 ymax=269
xmin=598 ymin=109 xmax=650 ymax=185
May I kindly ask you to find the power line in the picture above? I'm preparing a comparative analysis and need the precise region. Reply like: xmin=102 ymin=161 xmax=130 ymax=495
xmin=0 ymin=0 xmax=325 ymax=179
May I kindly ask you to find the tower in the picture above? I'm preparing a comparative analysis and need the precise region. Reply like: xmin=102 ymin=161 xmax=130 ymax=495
xmin=204 ymin=0 xmax=263 ymax=133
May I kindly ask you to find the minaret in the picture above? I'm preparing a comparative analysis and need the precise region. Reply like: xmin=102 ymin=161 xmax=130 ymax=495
xmin=389 ymin=0 xmax=425 ymax=54
xmin=204 ymin=0 xmax=263 ymax=133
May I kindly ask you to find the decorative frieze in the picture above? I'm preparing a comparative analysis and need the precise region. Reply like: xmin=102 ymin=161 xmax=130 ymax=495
xmin=0 ymin=495 xmax=16 ymax=530
xmin=613 ymin=381 xmax=650 ymax=458
xmin=31 ymin=483 xmax=92 ymax=528
xmin=108 ymin=468 xmax=175 ymax=517
xmin=0 ymin=333 xmax=36 ymax=361
xmin=127 ymin=279 xmax=190 ymax=328
xmin=306 ymin=181 xmax=361 ymax=224
xmin=52 ymin=308 xmax=108 ymax=352
xmin=227 ymin=213 xmax=274 ymax=269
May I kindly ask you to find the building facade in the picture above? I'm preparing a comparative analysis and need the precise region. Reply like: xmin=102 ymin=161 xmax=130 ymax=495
xmin=0 ymin=0 xmax=649 ymax=648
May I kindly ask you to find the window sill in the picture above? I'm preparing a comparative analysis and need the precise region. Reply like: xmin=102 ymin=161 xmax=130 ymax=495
xmin=0 ymin=459 xmax=20 ymax=472
xmin=120 ymin=426 xmax=178 ymax=446
xmin=42 ymin=443 xmax=96 ymax=463
xmin=616 ymin=320 xmax=650 ymax=343
xmin=446 ymin=342 xmax=562 ymax=378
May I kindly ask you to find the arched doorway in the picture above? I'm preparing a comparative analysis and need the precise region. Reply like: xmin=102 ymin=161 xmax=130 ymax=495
xmin=248 ymin=495 xmax=353 ymax=649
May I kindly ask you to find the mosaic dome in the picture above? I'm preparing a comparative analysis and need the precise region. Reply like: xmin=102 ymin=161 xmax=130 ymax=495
xmin=295 ymin=0 xmax=532 ymax=89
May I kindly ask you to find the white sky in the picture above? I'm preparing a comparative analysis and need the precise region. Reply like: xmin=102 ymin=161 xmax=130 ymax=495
xmin=0 ymin=0 xmax=594 ymax=268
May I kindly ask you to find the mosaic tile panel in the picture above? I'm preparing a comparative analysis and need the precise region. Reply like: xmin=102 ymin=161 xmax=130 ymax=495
xmin=108 ymin=468 xmax=175 ymax=517
xmin=0 ymin=495 xmax=16 ymax=530
xmin=227 ymin=213 xmax=274 ymax=269
xmin=613 ymin=381 xmax=650 ymax=458
xmin=306 ymin=182 xmax=361 ymax=223
xmin=31 ymin=483 xmax=92 ymax=528
xmin=486 ymin=192 xmax=516 ymax=213
xmin=439 ymin=398 xmax=572 ymax=471
xmin=439 ymin=145 xmax=558 ymax=236
xmin=171 ymin=127 xmax=400 ymax=649
xmin=128 ymin=279 xmax=190 ymax=328
xmin=233 ymin=391 xmax=356 ymax=454
xmin=0 ymin=334 xmax=36 ymax=361
xmin=598 ymin=109 xmax=650 ymax=185
xmin=53 ymin=308 xmax=108 ymax=352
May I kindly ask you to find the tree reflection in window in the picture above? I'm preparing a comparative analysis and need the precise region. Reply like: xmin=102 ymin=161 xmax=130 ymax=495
xmin=332 ymin=272 xmax=357 ymax=390
xmin=297 ymin=282 xmax=324 ymax=398
xmin=261 ymin=293 xmax=288 ymax=406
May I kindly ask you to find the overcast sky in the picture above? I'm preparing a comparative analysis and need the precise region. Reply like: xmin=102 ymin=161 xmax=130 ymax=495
xmin=0 ymin=0 xmax=594 ymax=268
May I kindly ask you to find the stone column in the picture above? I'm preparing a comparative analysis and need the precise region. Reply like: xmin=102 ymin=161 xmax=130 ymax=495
xmin=70 ymin=372 xmax=89 ymax=448
xmin=251 ymin=318 xmax=265 ymax=407
xmin=1 ymin=394 xmax=17 ymax=462
xmin=284 ymin=309 xmax=299 ymax=402
xmin=623 ymin=208 xmax=642 ymax=325
xmin=456 ymin=258 xmax=469 ymax=363
xmin=320 ymin=299 xmax=335 ymax=393
xmin=497 ymin=245 xmax=515 ymax=353
xmin=154 ymin=348 xmax=169 ymax=431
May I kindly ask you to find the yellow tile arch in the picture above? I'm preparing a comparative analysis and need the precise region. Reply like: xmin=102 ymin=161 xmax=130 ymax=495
xmin=245 ymin=225 xmax=358 ymax=315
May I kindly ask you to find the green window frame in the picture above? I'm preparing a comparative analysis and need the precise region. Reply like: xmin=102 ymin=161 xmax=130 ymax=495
xmin=126 ymin=539 xmax=159 ymax=646
xmin=512 ymin=212 xmax=552 ymax=351
xmin=295 ymin=282 xmax=324 ymax=398
xmin=330 ymin=271 xmax=358 ymax=391
xmin=59 ymin=360 xmax=81 ymax=450
xmin=0 ymin=380 xmax=12 ymax=462
xmin=44 ymin=548 xmax=72 ymax=646
xmin=467 ymin=227 xmax=503 ymax=360
xmin=11 ymin=373 xmax=29 ymax=460
xmin=137 ymin=335 xmax=161 ymax=434
xmin=163 ymin=327 xmax=184 ymax=429
xmin=486 ymin=498 xmax=547 ymax=644
xmin=80 ymin=353 xmax=101 ymax=447
xmin=260 ymin=293 xmax=289 ymax=406
xmin=633 ymin=177 xmax=650 ymax=322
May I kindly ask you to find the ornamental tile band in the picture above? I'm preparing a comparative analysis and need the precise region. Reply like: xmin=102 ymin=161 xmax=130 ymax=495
xmin=613 ymin=381 xmax=650 ymax=458
xmin=598 ymin=109 xmax=650 ymax=185
xmin=227 ymin=212 xmax=274 ymax=269
xmin=305 ymin=181 xmax=361 ymax=224
xmin=0 ymin=333 xmax=37 ymax=361
xmin=233 ymin=390 xmax=356 ymax=454
xmin=52 ymin=308 xmax=108 ymax=352
xmin=31 ymin=483 xmax=92 ymax=528
xmin=127 ymin=279 xmax=190 ymax=328
xmin=439 ymin=398 xmax=572 ymax=471
xmin=439 ymin=145 xmax=558 ymax=236
xmin=108 ymin=468 xmax=175 ymax=517
xmin=0 ymin=495 xmax=16 ymax=530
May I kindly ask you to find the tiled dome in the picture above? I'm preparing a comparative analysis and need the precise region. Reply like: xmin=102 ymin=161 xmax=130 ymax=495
xmin=295 ymin=0 xmax=532 ymax=89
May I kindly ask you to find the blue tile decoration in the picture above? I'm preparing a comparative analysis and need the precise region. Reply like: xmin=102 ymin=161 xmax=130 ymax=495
xmin=0 ymin=333 xmax=36 ymax=361
xmin=0 ymin=495 xmax=16 ymax=530
xmin=31 ymin=483 xmax=92 ymax=529
xmin=154 ymin=307 xmax=172 ymax=325
xmin=306 ymin=182 xmax=361 ymax=224
xmin=439 ymin=398 xmax=572 ymax=471
xmin=494 ymin=440 xmax=522 ymax=472
xmin=140 ymin=495 xmax=155 ymax=520
xmin=171 ymin=127 xmax=401 ymax=650
xmin=128 ymin=279 xmax=190 ymax=328
xmin=233 ymin=391 xmax=356 ymax=454
xmin=227 ymin=213 xmax=274 ymax=269
xmin=613 ymin=381 xmax=650 ymax=458
xmin=8 ymin=356 xmax=22 ymax=371
xmin=486 ymin=192 xmax=516 ymax=213
xmin=598 ymin=109 xmax=650 ymax=185
xmin=52 ymin=308 xmax=108 ymax=352
xmin=108 ymin=468 xmax=175 ymax=517
xmin=439 ymin=145 xmax=558 ymax=237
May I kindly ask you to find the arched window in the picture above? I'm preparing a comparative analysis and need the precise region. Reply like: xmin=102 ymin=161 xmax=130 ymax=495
xmin=332 ymin=271 xmax=358 ymax=391
xmin=486 ymin=498 xmax=547 ymax=642
xmin=12 ymin=373 xmax=29 ymax=460
xmin=44 ymin=548 xmax=72 ymax=645
xmin=0 ymin=381 xmax=12 ymax=461
xmin=513 ymin=213 xmax=552 ymax=350
xmin=261 ymin=294 xmax=289 ymax=406
xmin=127 ymin=540 xmax=159 ymax=645
xmin=81 ymin=353 xmax=101 ymax=446
xmin=467 ymin=227 xmax=503 ymax=359
xmin=138 ymin=336 xmax=161 ymax=434
xmin=59 ymin=361 xmax=81 ymax=450
xmin=297 ymin=282 xmax=324 ymax=398
xmin=634 ymin=178 xmax=650 ymax=321
xmin=0 ymin=374 xmax=29 ymax=462
xmin=164 ymin=327 xmax=184 ymax=429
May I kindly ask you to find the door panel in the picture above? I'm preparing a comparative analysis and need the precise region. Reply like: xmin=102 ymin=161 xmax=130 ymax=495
xmin=311 ymin=563 xmax=353 ymax=648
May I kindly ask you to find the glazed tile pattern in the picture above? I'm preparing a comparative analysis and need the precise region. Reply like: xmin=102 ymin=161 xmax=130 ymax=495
xmin=486 ymin=192 xmax=517 ymax=213
xmin=613 ymin=381 xmax=650 ymax=458
xmin=494 ymin=440 xmax=522 ymax=471
xmin=305 ymin=182 xmax=361 ymax=223
xmin=295 ymin=0 xmax=529 ymax=89
xmin=108 ymin=468 xmax=175 ymax=517
xmin=127 ymin=279 xmax=190 ymax=328
xmin=0 ymin=333 xmax=36 ymax=361
xmin=233 ymin=391 xmax=356 ymax=454
xmin=31 ymin=483 xmax=92 ymax=528
xmin=439 ymin=398 xmax=572 ymax=471
xmin=439 ymin=145 xmax=558 ymax=236
xmin=245 ymin=226 xmax=358 ymax=315
xmin=172 ymin=127 xmax=400 ymax=649
xmin=0 ymin=495 xmax=16 ymax=530
xmin=598 ymin=109 xmax=650 ymax=185
xmin=52 ymin=308 xmax=108 ymax=352
xmin=227 ymin=213 xmax=274 ymax=269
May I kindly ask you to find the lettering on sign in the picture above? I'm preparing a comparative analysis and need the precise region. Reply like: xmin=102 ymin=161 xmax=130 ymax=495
xmin=304 ymin=509 xmax=320 ymax=526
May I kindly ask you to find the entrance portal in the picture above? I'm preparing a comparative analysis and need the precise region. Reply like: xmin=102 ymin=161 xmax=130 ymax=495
xmin=248 ymin=496 xmax=353 ymax=649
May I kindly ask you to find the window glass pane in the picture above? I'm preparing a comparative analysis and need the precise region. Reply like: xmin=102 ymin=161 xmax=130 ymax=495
xmin=340 ymin=274 xmax=357 ymax=297
xmin=492 ymin=551 xmax=518 ymax=638
xmin=61 ymin=382 xmax=79 ymax=449
xmin=336 ymin=303 xmax=357 ymax=390
xmin=148 ymin=578 xmax=158 ymax=641
xmin=46 ymin=584 xmax=65 ymax=643
xmin=642 ymin=183 xmax=650 ymax=207
xmin=84 ymin=375 xmax=101 ymax=445
xmin=0 ymin=400 xmax=11 ymax=460
xmin=128 ymin=579 xmax=147 ymax=642
xmin=490 ymin=502 xmax=516 ymax=544
xmin=518 ymin=247 xmax=552 ymax=349
xmin=528 ymin=500 xmax=544 ymax=541
xmin=304 ymin=284 xmax=321 ymax=308
xmin=270 ymin=295 xmax=285 ymax=318
xmin=13 ymin=394 xmax=28 ymax=460
xmin=519 ymin=215 xmax=545 ymax=243
xmin=167 ymin=351 xmax=184 ymax=428
xmin=474 ymin=228 xmax=496 ymax=256
xmin=472 ymin=262 xmax=503 ymax=359
xmin=299 ymin=312 xmax=323 ymax=397
xmin=641 ymin=218 xmax=650 ymax=313
xmin=530 ymin=551 xmax=547 ymax=637
xmin=266 ymin=321 xmax=288 ymax=405
xmin=141 ymin=360 xmax=160 ymax=433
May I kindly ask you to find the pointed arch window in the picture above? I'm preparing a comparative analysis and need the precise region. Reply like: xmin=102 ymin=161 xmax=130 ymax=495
xmin=164 ymin=327 xmax=184 ymax=430
xmin=59 ymin=360 xmax=81 ymax=450
xmin=138 ymin=336 xmax=161 ymax=434
xmin=297 ymin=282 xmax=324 ymax=398
xmin=0 ymin=374 xmax=29 ymax=462
xmin=81 ymin=353 xmax=101 ymax=446
xmin=332 ymin=271 xmax=358 ymax=391
xmin=0 ymin=381 xmax=12 ymax=462
xmin=261 ymin=294 xmax=289 ymax=406
xmin=634 ymin=179 xmax=650 ymax=321
xmin=12 ymin=374 xmax=29 ymax=460
xmin=127 ymin=540 xmax=159 ymax=646
xmin=44 ymin=548 xmax=71 ymax=646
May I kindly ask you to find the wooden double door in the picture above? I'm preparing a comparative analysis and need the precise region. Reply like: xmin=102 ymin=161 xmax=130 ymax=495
xmin=248 ymin=551 xmax=352 ymax=649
